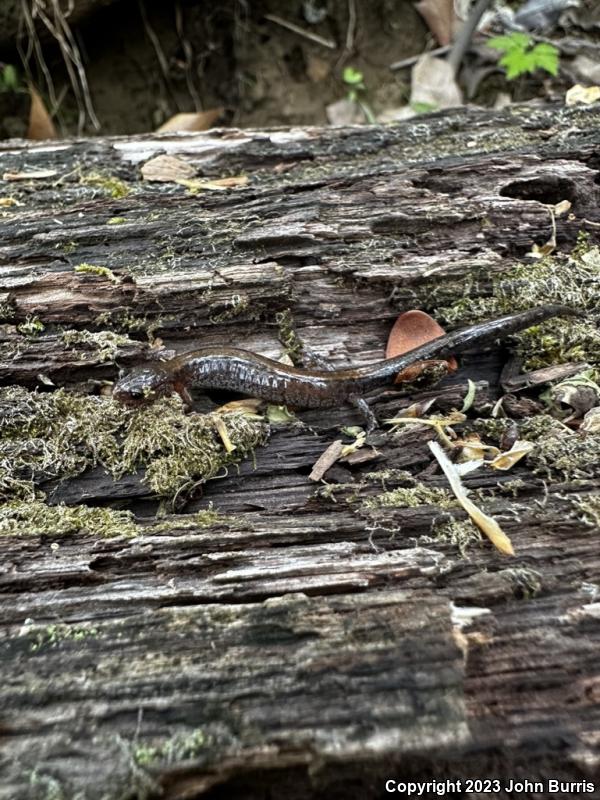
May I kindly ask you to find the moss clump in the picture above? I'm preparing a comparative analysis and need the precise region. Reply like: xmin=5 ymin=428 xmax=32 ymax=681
xmin=107 ymin=216 xmax=127 ymax=225
xmin=0 ymin=500 xmax=138 ymax=538
xmin=513 ymin=318 xmax=600 ymax=371
xmin=17 ymin=316 xmax=45 ymax=337
xmin=570 ymin=494 xmax=600 ymax=528
xmin=0 ymin=387 xmax=124 ymax=499
xmin=80 ymin=171 xmax=130 ymax=199
xmin=128 ymin=401 xmax=267 ymax=503
xmin=276 ymin=309 xmax=303 ymax=362
xmin=0 ymin=295 xmax=16 ymax=322
xmin=501 ymin=567 xmax=543 ymax=599
xmin=519 ymin=414 xmax=600 ymax=481
xmin=433 ymin=518 xmax=481 ymax=556
xmin=74 ymin=263 xmax=118 ymax=283
xmin=0 ymin=388 xmax=268 ymax=509
xmin=364 ymin=484 xmax=456 ymax=510
xmin=209 ymin=293 xmax=250 ymax=324
xmin=61 ymin=329 xmax=132 ymax=362
xmin=28 ymin=622 xmax=99 ymax=653
xmin=133 ymin=729 xmax=206 ymax=767
xmin=437 ymin=242 xmax=600 ymax=370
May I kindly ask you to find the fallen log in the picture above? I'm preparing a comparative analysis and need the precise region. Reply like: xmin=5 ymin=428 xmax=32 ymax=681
xmin=1 ymin=104 xmax=600 ymax=800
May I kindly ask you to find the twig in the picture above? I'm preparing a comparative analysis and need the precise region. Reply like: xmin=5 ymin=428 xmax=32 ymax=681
xmin=390 ymin=45 xmax=450 ymax=71
xmin=447 ymin=0 xmax=495 ymax=75
xmin=346 ymin=0 xmax=357 ymax=51
xmin=138 ymin=0 xmax=180 ymax=114
xmin=264 ymin=13 xmax=336 ymax=50
xmin=175 ymin=1 xmax=202 ymax=111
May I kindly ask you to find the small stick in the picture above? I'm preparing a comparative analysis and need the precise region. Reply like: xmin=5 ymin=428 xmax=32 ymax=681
xmin=264 ymin=13 xmax=336 ymax=50
xmin=390 ymin=44 xmax=450 ymax=71
xmin=447 ymin=0 xmax=495 ymax=75
xmin=346 ymin=0 xmax=357 ymax=51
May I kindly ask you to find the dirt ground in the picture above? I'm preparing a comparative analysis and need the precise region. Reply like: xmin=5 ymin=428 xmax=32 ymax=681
xmin=4 ymin=0 xmax=437 ymax=136
xmin=0 ymin=0 xmax=599 ymax=138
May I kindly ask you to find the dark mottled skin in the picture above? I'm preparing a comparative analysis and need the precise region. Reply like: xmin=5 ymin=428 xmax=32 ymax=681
xmin=113 ymin=305 xmax=578 ymax=409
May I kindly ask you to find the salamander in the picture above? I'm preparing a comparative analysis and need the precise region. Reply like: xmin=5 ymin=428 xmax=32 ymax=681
xmin=113 ymin=305 xmax=578 ymax=418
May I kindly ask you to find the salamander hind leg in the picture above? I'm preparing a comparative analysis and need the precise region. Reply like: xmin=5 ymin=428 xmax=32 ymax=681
xmin=350 ymin=395 xmax=378 ymax=433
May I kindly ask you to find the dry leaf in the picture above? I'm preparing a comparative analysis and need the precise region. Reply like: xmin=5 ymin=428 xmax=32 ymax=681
xmin=0 ymin=197 xmax=23 ymax=207
xmin=429 ymin=440 xmax=514 ymax=555
xmin=3 ymin=170 xmax=57 ymax=181
xmin=213 ymin=415 xmax=235 ymax=453
xmin=176 ymin=176 xmax=249 ymax=193
xmin=386 ymin=309 xmax=457 ymax=384
xmin=27 ymin=86 xmax=57 ymax=140
xmin=415 ymin=0 xmax=457 ymax=45
xmin=216 ymin=398 xmax=263 ymax=416
xmin=266 ymin=405 xmax=296 ymax=424
xmin=565 ymin=84 xmax=600 ymax=106
xmin=581 ymin=407 xmax=600 ymax=434
xmin=141 ymin=155 xmax=196 ymax=183
xmin=489 ymin=440 xmax=535 ymax=471
xmin=554 ymin=199 xmax=571 ymax=216
xmin=156 ymin=108 xmax=224 ymax=133
xmin=411 ymin=54 xmax=463 ymax=110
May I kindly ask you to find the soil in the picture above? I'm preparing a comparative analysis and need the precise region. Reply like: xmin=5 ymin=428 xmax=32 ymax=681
xmin=2 ymin=0 xmax=426 ymax=136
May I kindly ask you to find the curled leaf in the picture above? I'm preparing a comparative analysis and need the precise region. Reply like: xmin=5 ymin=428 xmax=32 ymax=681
xmin=429 ymin=440 xmax=514 ymax=556
xmin=489 ymin=440 xmax=535 ymax=471
xmin=386 ymin=309 xmax=458 ymax=383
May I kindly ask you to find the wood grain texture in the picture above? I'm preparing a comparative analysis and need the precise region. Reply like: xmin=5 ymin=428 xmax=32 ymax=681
xmin=1 ymin=104 xmax=600 ymax=799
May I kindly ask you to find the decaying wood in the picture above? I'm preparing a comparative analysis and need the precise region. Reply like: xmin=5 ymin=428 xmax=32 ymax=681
xmin=1 ymin=104 xmax=600 ymax=800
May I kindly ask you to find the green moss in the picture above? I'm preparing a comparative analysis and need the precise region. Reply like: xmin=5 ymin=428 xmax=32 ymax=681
xmin=80 ymin=171 xmax=130 ymax=199
xmin=16 ymin=316 xmax=45 ymax=337
xmin=61 ymin=241 xmax=77 ymax=255
xmin=0 ymin=500 xmax=138 ymax=538
xmin=133 ymin=729 xmax=206 ymax=767
xmin=520 ymin=414 xmax=600 ymax=480
xmin=364 ymin=469 xmax=415 ymax=487
xmin=0 ymin=295 xmax=16 ymax=322
xmin=501 ymin=567 xmax=543 ymax=599
xmin=61 ymin=329 xmax=132 ymax=362
xmin=433 ymin=518 xmax=481 ymax=556
xmin=0 ymin=388 xmax=268 ymax=508
xmin=209 ymin=293 xmax=251 ymax=324
xmin=28 ymin=622 xmax=99 ymax=653
xmin=570 ymin=494 xmax=600 ymax=528
xmin=435 ymin=243 xmax=600 ymax=370
xmin=107 ymin=216 xmax=127 ymax=225
xmin=74 ymin=263 xmax=118 ymax=283
xmin=276 ymin=308 xmax=303 ymax=362
xmin=364 ymin=484 xmax=456 ymax=510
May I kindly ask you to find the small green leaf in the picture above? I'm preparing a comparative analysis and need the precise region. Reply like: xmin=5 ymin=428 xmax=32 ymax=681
xmin=343 ymin=66 xmax=364 ymax=86
xmin=488 ymin=33 xmax=530 ymax=52
xmin=531 ymin=42 xmax=559 ymax=76
xmin=1 ymin=64 xmax=18 ymax=90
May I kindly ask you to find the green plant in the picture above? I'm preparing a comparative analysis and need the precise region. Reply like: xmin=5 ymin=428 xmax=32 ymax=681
xmin=0 ymin=63 xmax=19 ymax=91
xmin=488 ymin=33 xmax=559 ymax=80
xmin=342 ymin=66 xmax=376 ymax=123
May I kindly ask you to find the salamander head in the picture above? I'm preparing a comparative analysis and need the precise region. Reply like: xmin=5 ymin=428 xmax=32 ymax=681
xmin=113 ymin=364 xmax=176 ymax=406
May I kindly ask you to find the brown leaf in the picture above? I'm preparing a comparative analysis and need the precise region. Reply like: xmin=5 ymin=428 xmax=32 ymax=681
xmin=386 ymin=309 xmax=458 ymax=383
xmin=415 ymin=0 xmax=457 ymax=45
xmin=411 ymin=53 xmax=463 ymax=109
xmin=156 ymin=108 xmax=224 ymax=133
xmin=141 ymin=155 xmax=196 ymax=183
xmin=27 ymin=86 xmax=57 ymax=141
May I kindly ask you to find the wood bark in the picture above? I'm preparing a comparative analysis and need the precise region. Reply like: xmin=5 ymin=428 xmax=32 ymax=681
xmin=1 ymin=104 xmax=600 ymax=800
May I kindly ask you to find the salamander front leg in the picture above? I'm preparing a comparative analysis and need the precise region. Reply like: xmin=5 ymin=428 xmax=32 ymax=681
xmin=350 ymin=395 xmax=378 ymax=433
